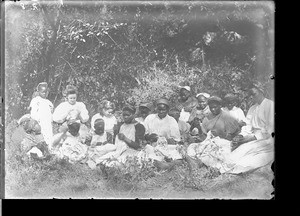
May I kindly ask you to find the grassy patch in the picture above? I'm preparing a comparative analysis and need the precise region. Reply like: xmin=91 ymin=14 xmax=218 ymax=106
xmin=5 ymin=123 xmax=274 ymax=199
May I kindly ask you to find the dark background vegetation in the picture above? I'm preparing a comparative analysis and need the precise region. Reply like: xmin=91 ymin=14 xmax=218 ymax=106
xmin=4 ymin=0 xmax=274 ymax=122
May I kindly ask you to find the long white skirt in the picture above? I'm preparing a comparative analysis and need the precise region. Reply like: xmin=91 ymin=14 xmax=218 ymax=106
xmin=187 ymin=136 xmax=274 ymax=174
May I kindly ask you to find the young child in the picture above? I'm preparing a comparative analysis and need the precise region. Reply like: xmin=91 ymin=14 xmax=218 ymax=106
xmin=188 ymin=93 xmax=211 ymax=135
xmin=86 ymin=118 xmax=113 ymax=146
xmin=85 ymin=118 xmax=117 ymax=169
xmin=28 ymin=82 xmax=54 ymax=148
xmin=52 ymin=120 xmax=88 ymax=164
xmin=90 ymin=100 xmax=117 ymax=137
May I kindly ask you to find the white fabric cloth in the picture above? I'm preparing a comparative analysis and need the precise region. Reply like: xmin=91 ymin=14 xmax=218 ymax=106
xmin=54 ymin=132 xmax=88 ymax=163
xmin=179 ymin=108 xmax=191 ymax=122
xmin=222 ymin=106 xmax=247 ymax=123
xmin=90 ymin=113 xmax=117 ymax=135
xmin=144 ymin=114 xmax=181 ymax=142
xmin=52 ymin=101 xmax=89 ymax=124
xmin=241 ymin=98 xmax=274 ymax=140
xmin=135 ymin=117 xmax=146 ymax=126
xmin=29 ymin=96 xmax=53 ymax=146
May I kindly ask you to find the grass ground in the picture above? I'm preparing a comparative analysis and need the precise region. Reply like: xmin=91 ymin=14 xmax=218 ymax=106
xmin=4 ymin=123 xmax=274 ymax=199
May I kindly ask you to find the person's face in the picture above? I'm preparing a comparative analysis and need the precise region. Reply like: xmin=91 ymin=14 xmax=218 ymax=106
xmin=38 ymin=86 xmax=48 ymax=99
xmin=197 ymin=96 xmax=207 ymax=110
xmin=209 ymin=102 xmax=222 ymax=116
xmin=179 ymin=89 xmax=190 ymax=101
xmin=169 ymin=110 xmax=180 ymax=122
xmin=226 ymin=100 xmax=235 ymax=110
xmin=94 ymin=121 xmax=105 ymax=135
xmin=157 ymin=104 xmax=168 ymax=119
xmin=103 ymin=108 xmax=114 ymax=117
xmin=123 ymin=110 xmax=134 ymax=124
xmin=250 ymin=88 xmax=261 ymax=104
xmin=67 ymin=94 xmax=77 ymax=105
xmin=140 ymin=107 xmax=150 ymax=119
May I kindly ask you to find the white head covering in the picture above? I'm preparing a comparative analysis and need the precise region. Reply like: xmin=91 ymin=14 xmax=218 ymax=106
xmin=180 ymin=86 xmax=191 ymax=92
xmin=196 ymin=92 xmax=210 ymax=98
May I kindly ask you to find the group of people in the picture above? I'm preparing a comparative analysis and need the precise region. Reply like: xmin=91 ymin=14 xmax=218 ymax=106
xmin=18 ymin=81 xmax=274 ymax=175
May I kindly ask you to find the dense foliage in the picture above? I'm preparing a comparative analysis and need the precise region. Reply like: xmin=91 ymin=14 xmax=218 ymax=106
xmin=4 ymin=1 xmax=274 ymax=122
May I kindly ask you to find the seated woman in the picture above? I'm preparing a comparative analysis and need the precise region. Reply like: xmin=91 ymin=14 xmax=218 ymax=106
xmin=227 ymin=84 xmax=274 ymax=174
xmin=52 ymin=85 xmax=89 ymax=142
xmin=135 ymin=102 xmax=152 ymax=125
xmin=143 ymin=98 xmax=183 ymax=170
xmin=186 ymin=96 xmax=241 ymax=173
xmin=93 ymin=105 xmax=146 ymax=167
xmin=51 ymin=120 xmax=88 ymax=164
xmin=144 ymin=98 xmax=181 ymax=144
xmin=28 ymin=82 xmax=54 ymax=147
xmin=223 ymin=93 xmax=247 ymax=128
xmin=168 ymin=107 xmax=192 ymax=144
xmin=90 ymin=100 xmax=118 ymax=138
xmin=18 ymin=116 xmax=50 ymax=159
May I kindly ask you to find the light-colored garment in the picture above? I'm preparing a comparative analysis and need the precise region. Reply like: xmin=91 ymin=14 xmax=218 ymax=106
xmin=29 ymin=96 xmax=53 ymax=146
xmin=144 ymin=114 xmax=181 ymax=142
xmin=55 ymin=132 xmax=88 ymax=164
xmin=178 ymin=120 xmax=190 ymax=142
xmin=178 ymin=96 xmax=198 ymax=122
xmin=241 ymin=98 xmax=274 ymax=140
xmin=187 ymin=98 xmax=275 ymax=174
xmin=188 ymin=105 xmax=211 ymax=123
xmin=135 ymin=117 xmax=146 ymax=126
xmin=222 ymin=106 xmax=247 ymax=123
xmin=187 ymin=132 xmax=233 ymax=173
xmin=52 ymin=101 xmax=89 ymax=124
xmin=202 ymin=110 xmax=240 ymax=139
xmin=90 ymin=113 xmax=117 ymax=135
xmin=90 ymin=122 xmax=140 ymax=167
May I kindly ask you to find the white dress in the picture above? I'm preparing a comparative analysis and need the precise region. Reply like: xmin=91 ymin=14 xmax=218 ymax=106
xmin=29 ymin=96 xmax=53 ymax=146
xmin=52 ymin=101 xmax=89 ymax=124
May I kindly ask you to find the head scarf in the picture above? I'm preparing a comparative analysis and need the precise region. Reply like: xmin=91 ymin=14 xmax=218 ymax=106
xmin=180 ymin=86 xmax=191 ymax=92
xmin=36 ymin=82 xmax=48 ymax=92
xmin=196 ymin=92 xmax=210 ymax=98
xmin=155 ymin=98 xmax=170 ymax=108
xmin=139 ymin=102 xmax=152 ymax=111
